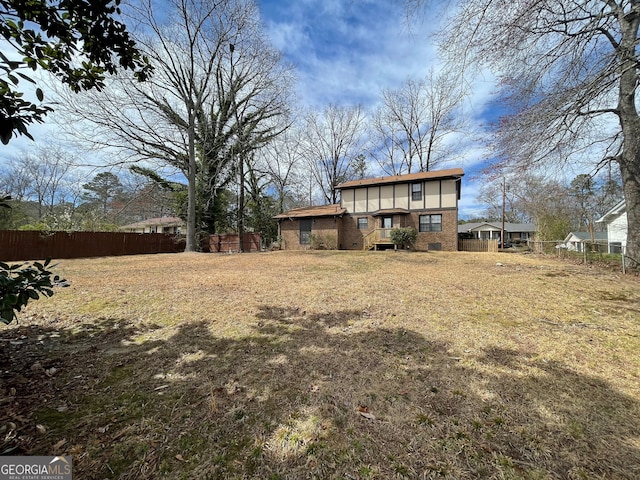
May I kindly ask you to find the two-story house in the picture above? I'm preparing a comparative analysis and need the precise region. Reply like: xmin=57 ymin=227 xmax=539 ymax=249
xmin=274 ymin=168 xmax=464 ymax=251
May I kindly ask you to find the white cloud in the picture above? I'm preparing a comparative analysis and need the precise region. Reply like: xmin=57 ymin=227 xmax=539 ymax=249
xmin=261 ymin=0 xmax=442 ymax=108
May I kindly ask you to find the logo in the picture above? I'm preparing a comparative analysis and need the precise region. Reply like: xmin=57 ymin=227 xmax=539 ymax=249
xmin=0 ymin=456 xmax=72 ymax=480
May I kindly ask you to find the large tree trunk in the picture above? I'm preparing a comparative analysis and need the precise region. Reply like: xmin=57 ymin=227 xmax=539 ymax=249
xmin=619 ymin=156 xmax=640 ymax=266
xmin=617 ymin=9 xmax=640 ymax=267
xmin=185 ymin=109 xmax=198 ymax=252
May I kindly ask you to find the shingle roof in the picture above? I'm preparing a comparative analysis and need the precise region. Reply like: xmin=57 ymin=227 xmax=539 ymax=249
xmin=337 ymin=168 xmax=464 ymax=189
xmin=564 ymin=231 xmax=608 ymax=242
xmin=458 ymin=222 xmax=537 ymax=233
xmin=273 ymin=204 xmax=346 ymax=219
xmin=371 ymin=208 xmax=410 ymax=216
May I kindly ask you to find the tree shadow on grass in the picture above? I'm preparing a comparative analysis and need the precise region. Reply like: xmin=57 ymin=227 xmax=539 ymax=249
xmin=1 ymin=308 xmax=639 ymax=479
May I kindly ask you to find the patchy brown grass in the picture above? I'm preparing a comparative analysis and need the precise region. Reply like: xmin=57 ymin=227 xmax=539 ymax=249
xmin=1 ymin=251 xmax=640 ymax=479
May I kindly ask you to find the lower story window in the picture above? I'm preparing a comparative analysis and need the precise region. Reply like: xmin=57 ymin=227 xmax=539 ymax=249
xmin=610 ymin=242 xmax=622 ymax=254
xmin=357 ymin=217 xmax=368 ymax=229
xmin=419 ymin=214 xmax=442 ymax=232
xmin=300 ymin=219 xmax=312 ymax=245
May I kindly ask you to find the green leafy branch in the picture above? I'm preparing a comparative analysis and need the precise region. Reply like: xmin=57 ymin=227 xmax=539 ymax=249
xmin=0 ymin=259 xmax=68 ymax=325
xmin=0 ymin=0 xmax=153 ymax=144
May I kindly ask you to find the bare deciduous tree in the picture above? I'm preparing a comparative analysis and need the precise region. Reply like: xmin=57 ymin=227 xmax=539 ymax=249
xmin=302 ymin=104 xmax=367 ymax=204
xmin=408 ymin=0 xmax=640 ymax=266
xmin=477 ymin=171 xmax=622 ymax=241
xmin=2 ymin=146 xmax=74 ymax=219
xmin=55 ymin=0 xmax=292 ymax=251
xmin=370 ymin=69 xmax=466 ymax=175
xmin=257 ymin=126 xmax=307 ymax=213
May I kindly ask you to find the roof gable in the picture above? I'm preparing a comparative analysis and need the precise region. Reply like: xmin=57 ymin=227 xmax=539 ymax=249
xmin=596 ymin=200 xmax=626 ymax=223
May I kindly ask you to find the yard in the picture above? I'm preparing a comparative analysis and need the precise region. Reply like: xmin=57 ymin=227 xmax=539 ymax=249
xmin=1 ymin=251 xmax=639 ymax=479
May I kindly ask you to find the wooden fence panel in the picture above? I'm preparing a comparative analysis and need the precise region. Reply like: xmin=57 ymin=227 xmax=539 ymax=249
xmin=0 ymin=230 xmax=184 ymax=261
xmin=458 ymin=239 xmax=499 ymax=253
xmin=208 ymin=233 xmax=262 ymax=253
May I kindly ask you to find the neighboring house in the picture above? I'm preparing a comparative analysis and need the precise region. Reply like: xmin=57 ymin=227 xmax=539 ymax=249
xmin=119 ymin=216 xmax=184 ymax=234
xmin=274 ymin=168 xmax=464 ymax=251
xmin=596 ymin=200 xmax=627 ymax=253
xmin=458 ymin=222 xmax=536 ymax=244
xmin=562 ymin=231 xmax=608 ymax=252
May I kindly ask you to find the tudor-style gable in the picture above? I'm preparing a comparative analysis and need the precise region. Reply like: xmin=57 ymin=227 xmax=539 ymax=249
xmin=337 ymin=168 xmax=463 ymax=215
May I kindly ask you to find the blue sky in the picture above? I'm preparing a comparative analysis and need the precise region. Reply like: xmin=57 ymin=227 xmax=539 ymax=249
xmin=258 ymin=0 xmax=497 ymax=218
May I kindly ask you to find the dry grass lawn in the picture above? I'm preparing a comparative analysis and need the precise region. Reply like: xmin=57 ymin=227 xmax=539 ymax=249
xmin=1 ymin=250 xmax=639 ymax=479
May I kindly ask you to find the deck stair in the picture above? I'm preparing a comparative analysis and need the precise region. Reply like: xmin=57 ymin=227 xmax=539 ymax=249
xmin=363 ymin=228 xmax=395 ymax=250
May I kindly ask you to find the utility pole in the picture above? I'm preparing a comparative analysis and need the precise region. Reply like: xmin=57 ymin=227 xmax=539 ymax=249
xmin=501 ymin=177 xmax=506 ymax=251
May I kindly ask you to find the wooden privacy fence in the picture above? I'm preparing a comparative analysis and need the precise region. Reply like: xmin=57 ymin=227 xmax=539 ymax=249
xmin=0 ymin=230 xmax=184 ymax=261
xmin=207 ymin=233 xmax=262 ymax=253
xmin=458 ymin=238 xmax=499 ymax=253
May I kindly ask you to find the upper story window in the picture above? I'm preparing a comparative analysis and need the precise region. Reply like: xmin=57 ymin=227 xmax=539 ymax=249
xmin=419 ymin=214 xmax=442 ymax=232
xmin=412 ymin=183 xmax=422 ymax=201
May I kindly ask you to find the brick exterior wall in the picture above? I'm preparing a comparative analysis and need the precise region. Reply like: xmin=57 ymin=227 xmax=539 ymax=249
xmin=279 ymin=217 xmax=342 ymax=250
xmin=407 ymin=209 xmax=459 ymax=251
xmin=340 ymin=209 xmax=458 ymax=251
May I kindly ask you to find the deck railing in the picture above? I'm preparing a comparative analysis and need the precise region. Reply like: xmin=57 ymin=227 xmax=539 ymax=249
xmin=363 ymin=228 xmax=394 ymax=250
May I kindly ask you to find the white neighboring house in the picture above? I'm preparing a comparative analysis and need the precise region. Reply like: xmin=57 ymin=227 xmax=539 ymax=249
xmin=596 ymin=200 xmax=627 ymax=254
xmin=562 ymin=231 xmax=608 ymax=252
xmin=119 ymin=216 xmax=185 ymax=234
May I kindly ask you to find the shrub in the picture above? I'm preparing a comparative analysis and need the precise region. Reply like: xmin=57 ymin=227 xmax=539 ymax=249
xmin=310 ymin=233 xmax=338 ymax=250
xmin=390 ymin=227 xmax=417 ymax=250
xmin=0 ymin=259 xmax=67 ymax=325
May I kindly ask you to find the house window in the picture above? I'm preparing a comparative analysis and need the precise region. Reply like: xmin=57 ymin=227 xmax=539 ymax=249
xmin=300 ymin=219 xmax=312 ymax=245
xmin=419 ymin=214 xmax=442 ymax=232
xmin=357 ymin=217 xmax=368 ymax=229
xmin=412 ymin=183 xmax=422 ymax=201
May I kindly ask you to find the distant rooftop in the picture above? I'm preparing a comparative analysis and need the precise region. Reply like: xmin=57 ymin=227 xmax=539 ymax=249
xmin=120 ymin=216 xmax=184 ymax=229
xmin=458 ymin=222 xmax=537 ymax=233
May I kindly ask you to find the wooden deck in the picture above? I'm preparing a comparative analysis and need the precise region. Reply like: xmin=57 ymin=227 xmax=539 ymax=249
xmin=363 ymin=229 xmax=396 ymax=250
